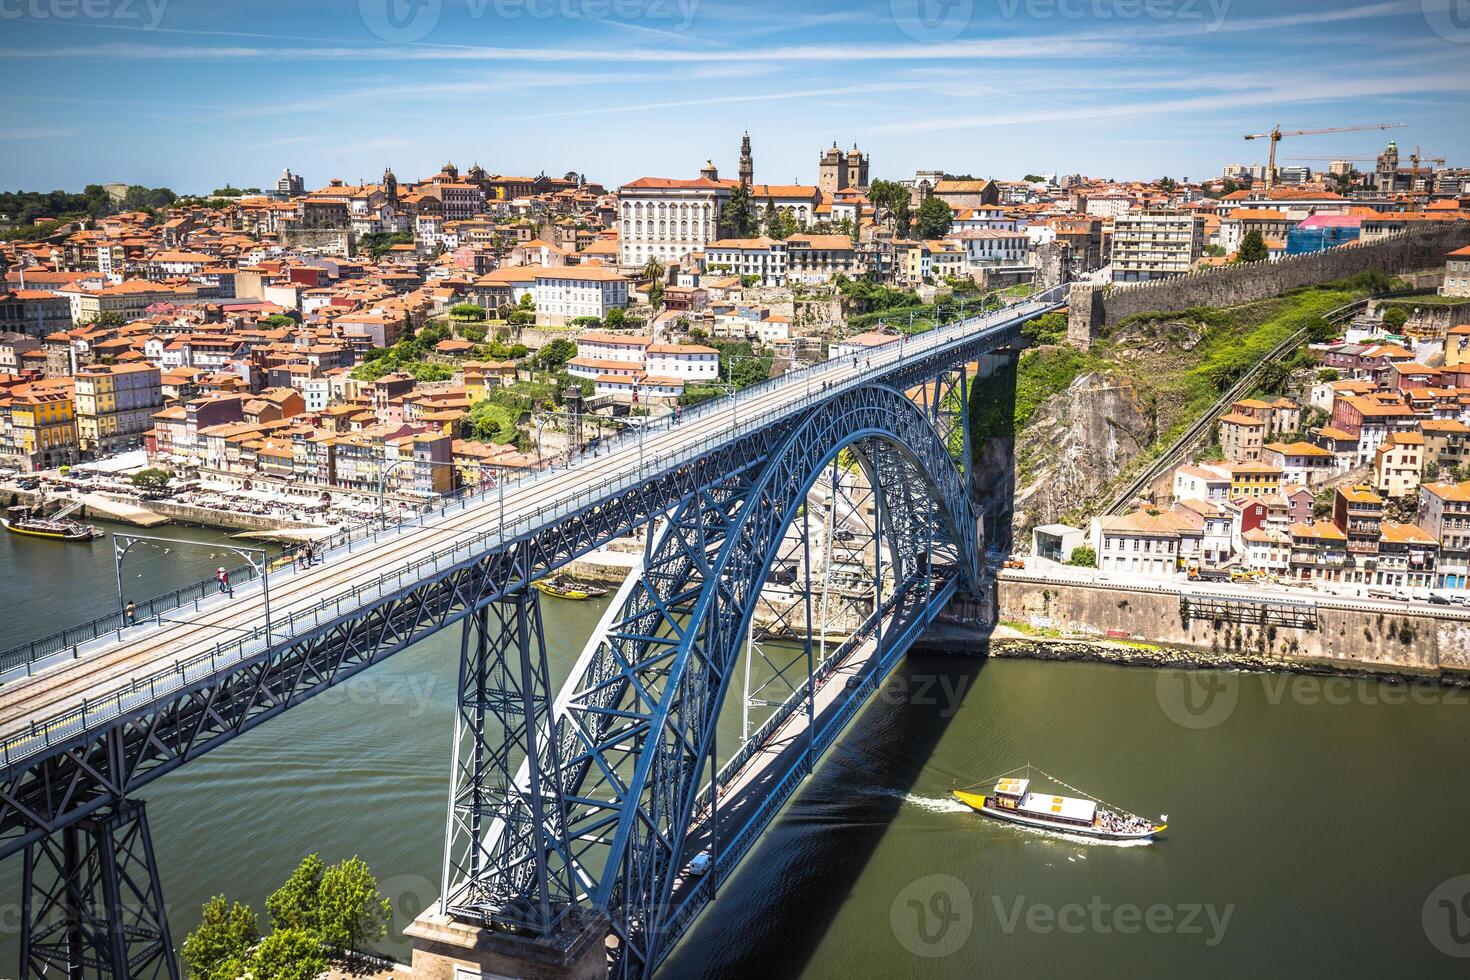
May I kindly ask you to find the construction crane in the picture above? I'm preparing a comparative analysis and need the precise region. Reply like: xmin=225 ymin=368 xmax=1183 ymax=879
xmin=1244 ymin=123 xmax=1406 ymax=191
xmin=1409 ymin=146 xmax=1446 ymax=171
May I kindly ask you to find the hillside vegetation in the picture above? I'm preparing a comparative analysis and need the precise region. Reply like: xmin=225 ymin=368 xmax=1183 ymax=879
xmin=969 ymin=271 xmax=1395 ymax=545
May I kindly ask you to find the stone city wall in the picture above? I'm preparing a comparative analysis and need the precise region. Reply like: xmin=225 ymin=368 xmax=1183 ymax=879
xmin=1067 ymin=223 xmax=1470 ymax=346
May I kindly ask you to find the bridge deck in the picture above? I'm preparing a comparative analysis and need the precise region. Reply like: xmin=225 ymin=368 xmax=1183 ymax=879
xmin=0 ymin=298 xmax=1057 ymax=767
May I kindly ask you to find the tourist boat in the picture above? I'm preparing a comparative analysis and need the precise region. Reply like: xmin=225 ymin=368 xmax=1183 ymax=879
xmin=532 ymin=578 xmax=610 ymax=601
xmin=1 ymin=505 xmax=102 ymax=542
xmin=953 ymin=771 xmax=1166 ymax=841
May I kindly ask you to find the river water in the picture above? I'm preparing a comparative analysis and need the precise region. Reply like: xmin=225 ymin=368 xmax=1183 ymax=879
xmin=2 ymin=522 xmax=1469 ymax=977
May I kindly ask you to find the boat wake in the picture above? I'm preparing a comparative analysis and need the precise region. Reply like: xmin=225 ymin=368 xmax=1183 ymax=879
xmin=869 ymin=787 xmax=972 ymax=815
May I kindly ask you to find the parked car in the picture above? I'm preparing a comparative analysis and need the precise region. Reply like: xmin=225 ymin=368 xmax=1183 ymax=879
xmin=1428 ymin=593 xmax=1451 ymax=606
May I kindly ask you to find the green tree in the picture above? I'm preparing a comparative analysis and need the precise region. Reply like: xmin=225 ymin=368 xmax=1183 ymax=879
xmin=1381 ymin=305 xmax=1409 ymax=329
xmin=868 ymin=180 xmax=911 ymax=236
xmin=316 ymin=857 xmax=391 ymax=958
xmin=538 ymin=338 xmax=578 ymax=370
xmin=603 ymin=307 xmax=627 ymax=329
xmin=914 ymin=196 xmax=953 ymax=239
xmin=266 ymin=854 xmax=325 ymax=934
xmin=449 ymin=303 xmax=486 ymax=321
xmin=1425 ymin=460 xmax=1441 ymax=481
xmin=181 ymin=896 xmax=259 ymax=980
xmin=249 ymin=928 xmax=326 ymax=980
xmin=1237 ymin=229 xmax=1268 ymax=263
xmin=1203 ymin=243 xmax=1227 ymax=257
xmin=1067 ymin=546 xmax=1097 ymax=568
xmin=1158 ymin=176 xmax=1178 ymax=192
xmin=131 ymin=467 xmax=172 ymax=492
xmin=718 ymin=183 xmax=758 ymax=238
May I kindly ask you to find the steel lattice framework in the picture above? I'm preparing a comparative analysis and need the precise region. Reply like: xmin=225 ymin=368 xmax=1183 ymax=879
xmin=0 ymin=294 xmax=1059 ymax=978
xmin=443 ymin=384 xmax=981 ymax=976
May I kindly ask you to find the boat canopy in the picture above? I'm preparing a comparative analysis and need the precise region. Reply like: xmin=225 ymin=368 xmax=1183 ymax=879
xmin=1018 ymin=792 xmax=1097 ymax=824
xmin=994 ymin=778 xmax=1029 ymax=799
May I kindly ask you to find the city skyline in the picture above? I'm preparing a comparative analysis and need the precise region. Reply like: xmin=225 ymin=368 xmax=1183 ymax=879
xmin=1 ymin=0 xmax=1468 ymax=192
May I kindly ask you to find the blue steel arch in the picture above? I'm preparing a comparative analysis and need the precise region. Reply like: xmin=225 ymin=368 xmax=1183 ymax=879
xmin=463 ymin=383 xmax=982 ymax=976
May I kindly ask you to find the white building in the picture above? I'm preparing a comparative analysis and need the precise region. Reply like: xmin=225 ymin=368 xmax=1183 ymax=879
xmin=617 ymin=176 xmax=731 ymax=269
xmin=646 ymin=343 xmax=719 ymax=382
xmin=705 ymin=237 xmax=787 ymax=286
xmin=1241 ymin=527 xmax=1292 ymax=575
xmin=1173 ymin=464 xmax=1231 ymax=503
xmin=1091 ymin=511 xmax=1197 ymax=578
xmin=531 ymin=266 xmax=630 ymax=325
xmin=952 ymin=229 xmax=1030 ymax=268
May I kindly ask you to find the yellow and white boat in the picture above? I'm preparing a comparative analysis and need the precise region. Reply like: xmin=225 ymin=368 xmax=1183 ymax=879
xmin=532 ymin=578 xmax=609 ymax=601
xmin=954 ymin=774 xmax=1166 ymax=841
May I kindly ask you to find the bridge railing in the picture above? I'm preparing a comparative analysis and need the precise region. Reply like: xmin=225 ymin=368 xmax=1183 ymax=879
xmin=0 ymin=294 xmax=1065 ymax=768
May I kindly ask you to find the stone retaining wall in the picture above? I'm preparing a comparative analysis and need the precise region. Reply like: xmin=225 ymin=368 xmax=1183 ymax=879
xmin=997 ymin=578 xmax=1470 ymax=676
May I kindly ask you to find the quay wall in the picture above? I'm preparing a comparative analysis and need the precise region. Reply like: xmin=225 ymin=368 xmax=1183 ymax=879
xmin=996 ymin=577 xmax=1470 ymax=677
xmin=1067 ymin=224 xmax=1470 ymax=346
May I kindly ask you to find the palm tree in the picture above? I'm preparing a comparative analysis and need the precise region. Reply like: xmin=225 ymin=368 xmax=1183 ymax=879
xmin=642 ymin=257 xmax=666 ymax=314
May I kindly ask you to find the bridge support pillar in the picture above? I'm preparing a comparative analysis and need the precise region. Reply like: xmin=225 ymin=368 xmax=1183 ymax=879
xmin=440 ymin=590 xmax=576 ymax=936
xmin=405 ymin=905 xmax=609 ymax=980
xmin=20 ymin=798 xmax=178 ymax=980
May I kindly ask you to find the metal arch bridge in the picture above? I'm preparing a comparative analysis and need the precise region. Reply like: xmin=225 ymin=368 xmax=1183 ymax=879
xmin=0 ymin=288 xmax=1063 ymax=979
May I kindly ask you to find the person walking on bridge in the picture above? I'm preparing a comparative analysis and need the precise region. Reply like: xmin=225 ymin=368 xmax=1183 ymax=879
xmin=216 ymin=566 xmax=232 ymax=597
xmin=124 ymin=600 xmax=137 ymax=627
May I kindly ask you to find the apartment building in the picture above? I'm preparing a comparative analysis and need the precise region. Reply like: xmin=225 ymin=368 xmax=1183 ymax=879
xmin=1418 ymin=481 xmax=1470 ymax=588
xmin=1111 ymin=210 xmax=1206 ymax=282
xmin=73 ymin=362 xmax=163 ymax=456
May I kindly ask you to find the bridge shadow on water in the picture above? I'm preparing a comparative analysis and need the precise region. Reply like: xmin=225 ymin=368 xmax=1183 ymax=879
xmin=659 ymin=641 xmax=994 ymax=980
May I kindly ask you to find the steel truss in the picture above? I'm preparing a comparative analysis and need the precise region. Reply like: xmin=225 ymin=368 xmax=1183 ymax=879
xmin=447 ymin=383 xmax=981 ymax=977
xmin=1 ymin=325 xmax=1014 ymax=977
xmin=21 ymin=798 xmax=177 ymax=980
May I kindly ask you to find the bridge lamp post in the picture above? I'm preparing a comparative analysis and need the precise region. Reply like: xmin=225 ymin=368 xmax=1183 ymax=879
xmin=377 ymin=456 xmax=458 ymax=530
xmin=477 ymin=462 xmax=513 ymax=535
xmin=112 ymin=532 xmax=271 ymax=643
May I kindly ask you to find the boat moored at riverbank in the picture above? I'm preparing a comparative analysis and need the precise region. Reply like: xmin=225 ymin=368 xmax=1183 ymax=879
xmin=1 ymin=506 xmax=102 ymax=542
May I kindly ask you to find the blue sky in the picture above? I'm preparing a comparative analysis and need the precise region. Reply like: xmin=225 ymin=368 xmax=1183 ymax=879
xmin=1 ymin=0 xmax=1468 ymax=193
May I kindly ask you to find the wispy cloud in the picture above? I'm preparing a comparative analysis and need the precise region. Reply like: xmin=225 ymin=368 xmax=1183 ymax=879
xmin=0 ymin=36 xmax=1138 ymax=63
xmin=510 ymin=81 xmax=925 ymax=120
xmin=0 ymin=127 xmax=73 ymax=140
xmin=879 ymin=72 xmax=1470 ymax=133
